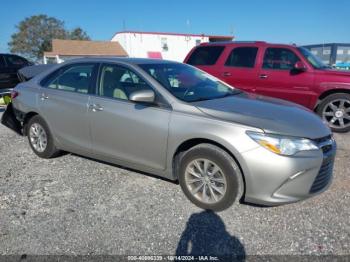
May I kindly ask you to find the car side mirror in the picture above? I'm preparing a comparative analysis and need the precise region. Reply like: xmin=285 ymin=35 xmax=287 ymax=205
xmin=294 ymin=61 xmax=307 ymax=72
xmin=129 ymin=90 xmax=155 ymax=103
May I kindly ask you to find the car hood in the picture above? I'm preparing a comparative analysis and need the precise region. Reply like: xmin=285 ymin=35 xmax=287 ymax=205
xmin=192 ymin=93 xmax=331 ymax=139
xmin=321 ymin=69 xmax=350 ymax=77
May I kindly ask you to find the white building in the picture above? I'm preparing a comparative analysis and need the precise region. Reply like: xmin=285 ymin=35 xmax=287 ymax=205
xmin=111 ymin=31 xmax=233 ymax=62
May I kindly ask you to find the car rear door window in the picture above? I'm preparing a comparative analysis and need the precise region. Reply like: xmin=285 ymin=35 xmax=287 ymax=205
xmin=262 ymin=48 xmax=300 ymax=70
xmin=225 ymin=47 xmax=258 ymax=68
xmin=187 ymin=46 xmax=225 ymax=65
xmin=45 ymin=64 xmax=94 ymax=94
xmin=99 ymin=64 xmax=153 ymax=100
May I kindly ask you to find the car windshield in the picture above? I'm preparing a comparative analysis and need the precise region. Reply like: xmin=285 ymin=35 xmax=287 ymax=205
xmin=138 ymin=63 xmax=240 ymax=102
xmin=297 ymin=47 xmax=331 ymax=69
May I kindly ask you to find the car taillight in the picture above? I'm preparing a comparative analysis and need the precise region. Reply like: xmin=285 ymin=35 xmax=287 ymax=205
xmin=11 ymin=91 xmax=19 ymax=99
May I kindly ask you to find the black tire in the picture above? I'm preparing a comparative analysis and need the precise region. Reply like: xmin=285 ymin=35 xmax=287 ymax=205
xmin=178 ymin=143 xmax=244 ymax=212
xmin=317 ymin=93 xmax=350 ymax=133
xmin=26 ymin=115 xmax=61 ymax=158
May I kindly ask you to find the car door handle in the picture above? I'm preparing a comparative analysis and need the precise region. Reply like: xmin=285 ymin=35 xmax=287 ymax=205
xmin=223 ymin=72 xmax=232 ymax=77
xmin=40 ymin=93 xmax=49 ymax=100
xmin=89 ymin=104 xmax=104 ymax=112
xmin=259 ymin=74 xmax=268 ymax=79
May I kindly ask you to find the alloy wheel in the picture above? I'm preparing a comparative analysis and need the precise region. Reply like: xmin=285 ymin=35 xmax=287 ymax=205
xmin=184 ymin=158 xmax=227 ymax=204
xmin=322 ymin=98 xmax=350 ymax=129
xmin=29 ymin=123 xmax=48 ymax=153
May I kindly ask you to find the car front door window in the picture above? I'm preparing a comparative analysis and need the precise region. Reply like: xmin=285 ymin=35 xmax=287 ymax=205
xmin=262 ymin=48 xmax=300 ymax=70
xmin=98 ymin=64 xmax=154 ymax=101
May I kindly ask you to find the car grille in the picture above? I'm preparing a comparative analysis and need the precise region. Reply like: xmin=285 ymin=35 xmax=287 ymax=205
xmin=321 ymin=144 xmax=333 ymax=154
xmin=309 ymin=135 xmax=335 ymax=194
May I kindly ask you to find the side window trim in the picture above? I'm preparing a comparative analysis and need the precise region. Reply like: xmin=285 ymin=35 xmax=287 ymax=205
xmin=262 ymin=47 xmax=301 ymax=71
xmin=89 ymin=63 xmax=100 ymax=95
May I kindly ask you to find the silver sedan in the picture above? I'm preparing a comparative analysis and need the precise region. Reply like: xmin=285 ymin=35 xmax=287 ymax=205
xmin=1 ymin=58 xmax=336 ymax=211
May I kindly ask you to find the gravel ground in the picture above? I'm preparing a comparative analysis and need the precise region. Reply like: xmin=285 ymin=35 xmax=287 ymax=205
xmin=0 ymin=109 xmax=349 ymax=258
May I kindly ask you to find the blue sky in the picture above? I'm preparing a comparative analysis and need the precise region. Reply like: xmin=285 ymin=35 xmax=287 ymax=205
xmin=0 ymin=0 xmax=349 ymax=53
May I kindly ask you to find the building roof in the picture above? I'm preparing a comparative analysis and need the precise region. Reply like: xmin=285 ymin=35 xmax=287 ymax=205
xmin=112 ymin=30 xmax=233 ymax=40
xmin=44 ymin=39 xmax=128 ymax=57
xmin=303 ymin=43 xmax=350 ymax=47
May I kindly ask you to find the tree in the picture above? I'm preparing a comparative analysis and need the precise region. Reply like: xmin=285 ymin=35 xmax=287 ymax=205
xmin=8 ymin=15 xmax=90 ymax=60
xmin=69 ymin=27 xmax=90 ymax=41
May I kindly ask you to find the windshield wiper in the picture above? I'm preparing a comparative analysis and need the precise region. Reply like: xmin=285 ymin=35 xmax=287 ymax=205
xmin=189 ymin=97 xmax=216 ymax=102
xmin=189 ymin=91 xmax=242 ymax=102
xmin=220 ymin=90 xmax=242 ymax=98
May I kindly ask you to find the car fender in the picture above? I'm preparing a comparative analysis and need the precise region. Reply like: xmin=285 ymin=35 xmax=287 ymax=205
xmin=165 ymin=111 xmax=262 ymax=180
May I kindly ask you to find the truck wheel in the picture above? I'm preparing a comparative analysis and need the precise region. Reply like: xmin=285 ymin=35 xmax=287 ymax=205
xmin=178 ymin=143 xmax=244 ymax=212
xmin=27 ymin=115 xmax=61 ymax=158
xmin=317 ymin=93 xmax=350 ymax=133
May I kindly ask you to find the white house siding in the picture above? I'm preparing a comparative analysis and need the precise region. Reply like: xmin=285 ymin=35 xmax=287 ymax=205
xmin=111 ymin=32 xmax=212 ymax=62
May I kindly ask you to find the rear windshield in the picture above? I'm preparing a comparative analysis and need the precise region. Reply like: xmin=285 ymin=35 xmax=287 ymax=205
xmin=187 ymin=46 xmax=225 ymax=66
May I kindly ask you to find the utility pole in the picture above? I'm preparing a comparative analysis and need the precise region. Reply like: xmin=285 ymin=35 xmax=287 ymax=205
xmin=123 ymin=19 xmax=126 ymax=31
xmin=230 ymin=25 xmax=234 ymax=35
xmin=186 ymin=19 xmax=191 ymax=34
xmin=230 ymin=25 xmax=234 ymax=40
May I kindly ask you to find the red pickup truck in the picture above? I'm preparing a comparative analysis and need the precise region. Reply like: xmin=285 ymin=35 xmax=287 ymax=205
xmin=184 ymin=41 xmax=350 ymax=132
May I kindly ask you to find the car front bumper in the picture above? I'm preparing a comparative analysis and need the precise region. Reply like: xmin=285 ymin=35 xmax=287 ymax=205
xmin=241 ymin=136 xmax=336 ymax=206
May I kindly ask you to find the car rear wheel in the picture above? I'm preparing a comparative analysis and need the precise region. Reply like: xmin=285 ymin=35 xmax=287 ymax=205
xmin=178 ymin=143 xmax=244 ymax=212
xmin=317 ymin=93 xmax=350 ymax=133
xmin=27 ymin=115 xmax=61 ymax=158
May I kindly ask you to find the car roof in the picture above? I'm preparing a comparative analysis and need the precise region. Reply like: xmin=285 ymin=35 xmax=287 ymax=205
xmin=62 ymin=57 xmax=181 ymax=65
xmin=199 ymin=41 xmax=298 ymax=48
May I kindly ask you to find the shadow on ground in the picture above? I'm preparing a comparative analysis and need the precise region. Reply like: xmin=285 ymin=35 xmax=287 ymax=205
xmin=176 ymin=210 xmax=245 ymax=260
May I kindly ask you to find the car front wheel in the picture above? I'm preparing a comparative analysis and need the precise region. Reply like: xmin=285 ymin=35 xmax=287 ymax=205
xmin=178 ymin=143 xmax=244 ymax=212
xmin=317 ymin=93 xmax=350 ymax=133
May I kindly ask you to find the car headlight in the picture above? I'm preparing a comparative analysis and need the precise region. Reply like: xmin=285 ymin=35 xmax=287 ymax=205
xmin=247 ymin=131 xmax=319 ymax=156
